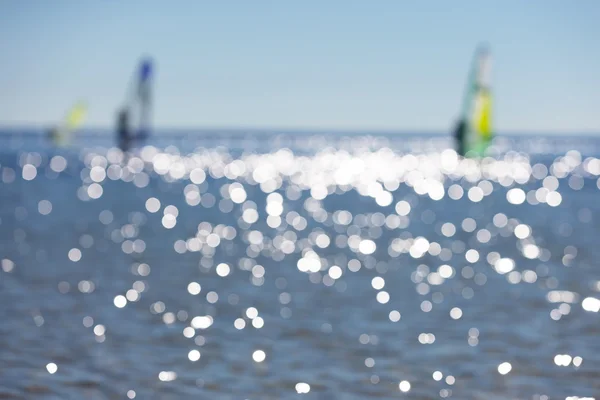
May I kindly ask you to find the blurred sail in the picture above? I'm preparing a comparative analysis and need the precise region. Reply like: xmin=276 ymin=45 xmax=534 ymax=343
xmin=123 ymin=58 xmax=153 ymax=140
xmin=53 ymin=102 xmax=87 ymax=146
xmin=137 ymin=58 xmax=153 ymax=139
xmin=462 ymin=46 xmax=493 ymax=156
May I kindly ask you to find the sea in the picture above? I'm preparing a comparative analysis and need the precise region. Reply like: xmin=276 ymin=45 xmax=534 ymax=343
xmin=1 ymin=130 xmax=599 ymax=400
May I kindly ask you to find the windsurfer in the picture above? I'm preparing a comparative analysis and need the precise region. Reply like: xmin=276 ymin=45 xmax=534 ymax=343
xmin=454 ymin=119 xmax=467 ymax=156
xmin=117 ymin=108 xmax=132 ymax=152
xmin=47 ymin=126 xmax=58 ymax=143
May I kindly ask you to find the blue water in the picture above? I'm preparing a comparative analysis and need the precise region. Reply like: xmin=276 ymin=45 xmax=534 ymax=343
xmin=1 ymin=131 xmax=599 ymax=399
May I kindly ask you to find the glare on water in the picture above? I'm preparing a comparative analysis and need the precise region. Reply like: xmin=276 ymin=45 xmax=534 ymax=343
xmin=1 ymin=135 xmax=599 ymax=398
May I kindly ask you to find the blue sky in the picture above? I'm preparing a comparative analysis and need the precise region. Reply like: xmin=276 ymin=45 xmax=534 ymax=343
xmin=0 ymin=1 xmax=598 ymax=133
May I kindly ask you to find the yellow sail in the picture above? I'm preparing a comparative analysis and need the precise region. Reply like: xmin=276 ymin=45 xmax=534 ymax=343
xmin=65 ymin=103 xmax=86 ymax=129
xmin=53 ymin=102 xmax=87 ymax=146
xmin=473 ymin=91 xmax=492 ymax=140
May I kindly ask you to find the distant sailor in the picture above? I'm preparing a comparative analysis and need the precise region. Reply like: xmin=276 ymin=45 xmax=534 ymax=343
xmin=47 ymin=126 xmax=58 ymax=143
xmin=454 ymin=119 xmax=467 ymax=156
xmin=117 ymin=108 xmax=132 ymax=152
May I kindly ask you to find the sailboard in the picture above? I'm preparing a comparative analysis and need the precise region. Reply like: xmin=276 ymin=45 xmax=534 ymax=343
xmin=457 ymin=46 xmax=493 ymax=157
xmin=51 ymin=102 xmax=87 ymax=146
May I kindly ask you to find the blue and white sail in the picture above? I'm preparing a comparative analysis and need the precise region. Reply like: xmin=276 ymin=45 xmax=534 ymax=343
xmin=124 ymin=57 xmax=154 ymax=139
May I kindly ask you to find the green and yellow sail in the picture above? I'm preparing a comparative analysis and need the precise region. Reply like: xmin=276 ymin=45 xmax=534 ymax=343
xmin=460 ymin=46 xmax=493 ymax=157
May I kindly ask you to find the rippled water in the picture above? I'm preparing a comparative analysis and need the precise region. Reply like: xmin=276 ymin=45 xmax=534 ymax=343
xmin=1 ymin=132 xmax=599 ymax=399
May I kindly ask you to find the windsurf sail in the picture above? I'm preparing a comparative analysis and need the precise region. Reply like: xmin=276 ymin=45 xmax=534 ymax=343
xmin=137 ymin=59 xmax=153 ymax=139
xmin=124 ymin=58 xmax=153 ymax=140
xmin=457 ymin=46 xmax=493 ymax=157
xmin=51 ymin=102 xmax=87 ymax=146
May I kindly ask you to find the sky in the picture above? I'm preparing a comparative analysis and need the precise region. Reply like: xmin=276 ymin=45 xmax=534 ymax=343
xmin=0 ymin=1 xmax=598 ymax=133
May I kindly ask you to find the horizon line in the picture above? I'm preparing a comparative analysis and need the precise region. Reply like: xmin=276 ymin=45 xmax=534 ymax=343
xmin=0 ymin=124 xmax=598 ymax=137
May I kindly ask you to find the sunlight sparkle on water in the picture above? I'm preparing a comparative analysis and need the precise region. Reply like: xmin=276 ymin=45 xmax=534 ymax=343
xmin=252 ymin=350 xmax=266 ymax=363
xmin=296 ymin=382 xmax=311 ymax=394
xmin=498 ymin=362 xmax=512 ymax=375
xmin=5 ymin=140 xmax=599 ymax=398
xmin=399 ymin=380 xmax=411 ymax=392
xmin=46 ymin=363 xmax=57 ymax=374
